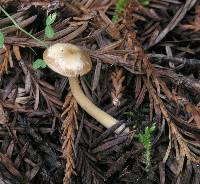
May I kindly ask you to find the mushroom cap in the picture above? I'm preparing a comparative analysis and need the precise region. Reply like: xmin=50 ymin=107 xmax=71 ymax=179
xmin=43 ymin=43 xmax=92 ymax=77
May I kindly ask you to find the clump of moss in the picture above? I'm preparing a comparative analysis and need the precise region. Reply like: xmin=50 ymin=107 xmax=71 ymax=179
xmin=137 ymin=123 xmax=156 ymax=171
xmin=112 ymin=0 xmax=128 ymax=23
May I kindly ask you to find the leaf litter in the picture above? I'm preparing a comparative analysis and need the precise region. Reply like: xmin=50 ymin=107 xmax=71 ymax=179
xmin=0 ymin=0 xmax=200 ymax=184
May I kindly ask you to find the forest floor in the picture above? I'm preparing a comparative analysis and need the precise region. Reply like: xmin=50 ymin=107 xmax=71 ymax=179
xmin=0 ymin=0 xmax=200 ymax=184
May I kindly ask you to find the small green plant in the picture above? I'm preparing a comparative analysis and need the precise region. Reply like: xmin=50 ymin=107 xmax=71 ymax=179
xmin=33 ymin=12 xmax=57 ymax=68
xmin=45 ymin=12 xmax=57 ymax=39
xmin=123 ymin=111 xmax=134 ymax=117
xmin=139 ymin=0 xmax=149 ymax=7
xmin=32 ymin=59 xmax=47 ymax=69
xmin=136 ymin=123 xmax=156 ymax=171
xmin=112 ymin=0 xmax=128 ymax=23
xmin=0 ymin=31 xmax=4 ymax=48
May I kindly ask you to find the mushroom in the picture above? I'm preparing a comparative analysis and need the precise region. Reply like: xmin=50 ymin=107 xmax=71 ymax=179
xmin=43 ymin=43 xmax=129 ymax=134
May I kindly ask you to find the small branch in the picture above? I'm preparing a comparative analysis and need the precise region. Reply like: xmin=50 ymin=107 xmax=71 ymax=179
xmin=148 ymin=54 xmax=200 ymax=66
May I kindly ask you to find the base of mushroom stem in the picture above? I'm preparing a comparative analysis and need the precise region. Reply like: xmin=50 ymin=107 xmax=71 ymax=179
xmin=115 ymin=124 xmax=129 ymax=134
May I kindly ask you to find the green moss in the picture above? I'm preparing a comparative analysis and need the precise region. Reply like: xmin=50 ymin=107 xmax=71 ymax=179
xmin=136 ymin=123 xmax=156 ymax=171
xmin=112 ymin=0 xmax=128 ymax=23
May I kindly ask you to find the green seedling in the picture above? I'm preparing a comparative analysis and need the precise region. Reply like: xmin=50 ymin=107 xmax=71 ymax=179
xmin=136 ymin=123 xmax=156 ymax=171
xmin=33 ymin=59 xmax=47 ymax=69
xmin=123 ymin=111 xmax=134 ymax=117
xmin=112 ymin=0 xmax=128 ymax=23
xmin=139 ymin=0 xmax=149 ymax=7
xmin=33 ymin=12 xmax=57 ymax=68
xmin=45 ymin=12 xmax=57 ymax=38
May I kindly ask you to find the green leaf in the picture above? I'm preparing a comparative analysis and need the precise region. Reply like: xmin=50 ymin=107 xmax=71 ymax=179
xmin=46 ymin=12 xmax=57 ymax=26
xmin=149 ymin=123 xmax=156 ymax=132
xmin=123 ymin=111 xmax=134 ymax=117
xmin=33 ymin=59 xmax=47 ymax=69
xmin=139 ymin=0 xmax=149 ymax=6
xmin=0 ymin=31 xmax=4 ymax=48
xmin=45 ymin=25 xmax=55 ymax=38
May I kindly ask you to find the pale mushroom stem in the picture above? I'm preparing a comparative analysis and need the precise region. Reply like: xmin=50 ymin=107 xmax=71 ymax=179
xmin=68 ymin=77 xmax=128 ymax=134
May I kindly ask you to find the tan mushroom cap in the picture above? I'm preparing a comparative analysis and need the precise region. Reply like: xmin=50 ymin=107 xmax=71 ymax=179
xmin=43 ymin=43 xmax=92 ymax=77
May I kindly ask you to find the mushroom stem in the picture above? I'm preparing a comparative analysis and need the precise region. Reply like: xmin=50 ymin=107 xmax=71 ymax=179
xmin=68 ymin=77 xmax=128 ymax=133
